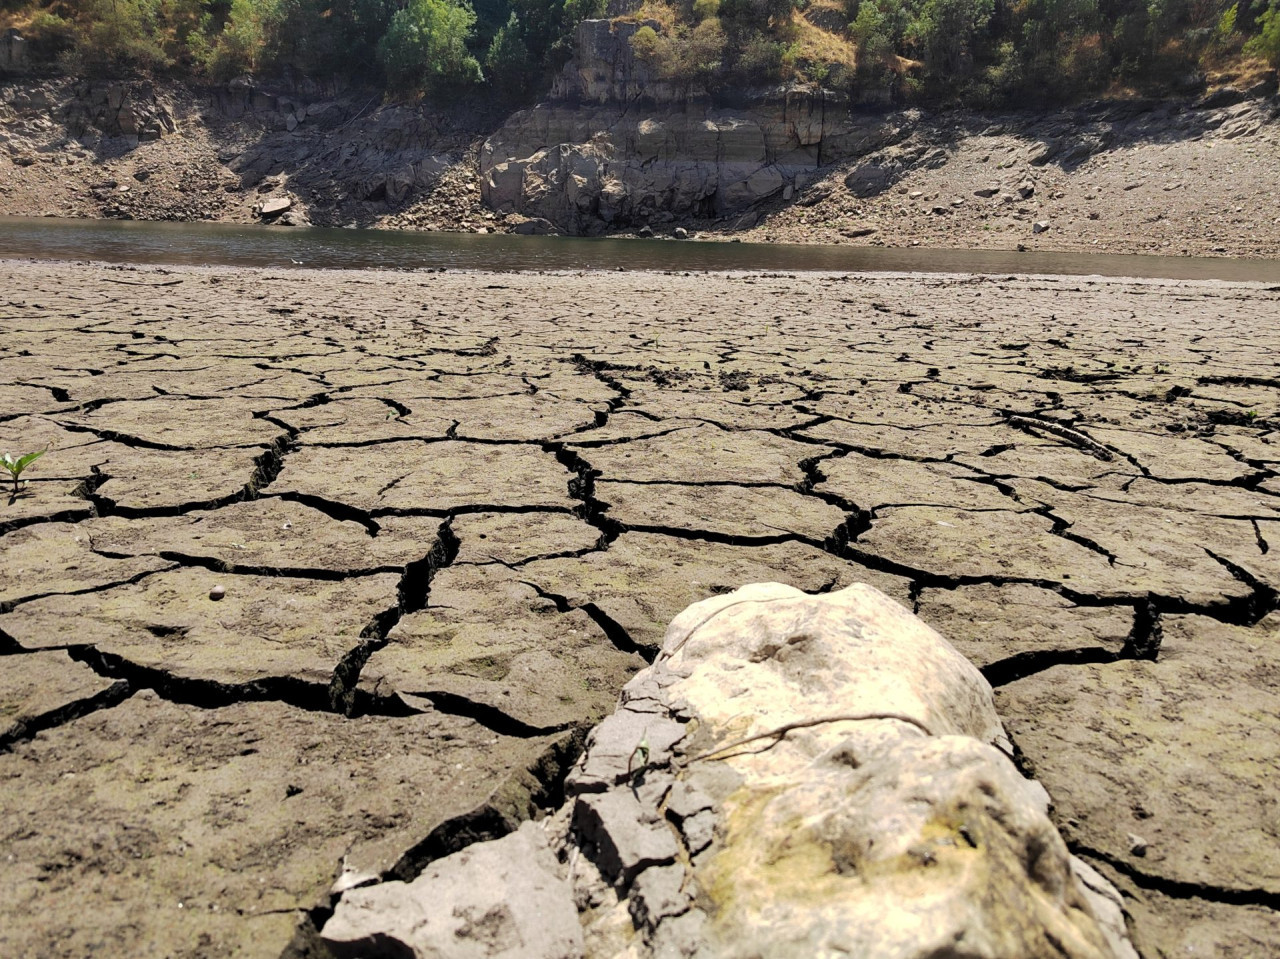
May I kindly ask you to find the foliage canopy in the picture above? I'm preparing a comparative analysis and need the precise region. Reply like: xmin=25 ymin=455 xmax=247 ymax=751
xmin=3 ymin=0 xmax=1275 ymax=104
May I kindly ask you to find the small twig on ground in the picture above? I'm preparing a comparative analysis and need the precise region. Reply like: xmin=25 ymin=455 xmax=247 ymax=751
xmin=680 ymin=712 xmax=934 ymax=766
xmin=102 ymin=278 xmax=184 ymax=287
xmin=338 ymin=93 xmax=381 ymax=133
xmin=1007 ymin=414 xmax=1113 ymax=461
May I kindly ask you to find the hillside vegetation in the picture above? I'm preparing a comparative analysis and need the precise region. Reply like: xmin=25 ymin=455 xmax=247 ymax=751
xmin=1 ymin=0 xmax=1277 ymax=106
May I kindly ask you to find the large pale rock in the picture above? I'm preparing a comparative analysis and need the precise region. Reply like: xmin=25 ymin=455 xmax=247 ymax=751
xmin=571 ymin=582 xmax=1138 ymax=958
xmin=322 ymin=583 xmax=1138 ymax=959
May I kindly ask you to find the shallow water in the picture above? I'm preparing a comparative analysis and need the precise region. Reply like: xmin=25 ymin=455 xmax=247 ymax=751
xmin=2 ymin=214 xmax=1279 ymax=281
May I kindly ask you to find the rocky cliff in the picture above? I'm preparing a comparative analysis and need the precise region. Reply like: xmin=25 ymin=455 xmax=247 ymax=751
xmin=480 ymin=19 xmax=912 ymax=234
xmin=0 ymin=75 xmax=493 ymax=228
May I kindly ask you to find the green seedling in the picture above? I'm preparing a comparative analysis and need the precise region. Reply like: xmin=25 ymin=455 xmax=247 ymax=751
xmin=627 ymin=734 xmax=651 ymax=778
xmin=2 ymin=448 xmax=47 ymax=498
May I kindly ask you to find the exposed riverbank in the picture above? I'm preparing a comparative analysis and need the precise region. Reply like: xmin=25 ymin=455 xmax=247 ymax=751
xmin=1 ymin=260 xmax=1279 ymax=957
xmin=2 ymin=73 xmax=1279 ymax=257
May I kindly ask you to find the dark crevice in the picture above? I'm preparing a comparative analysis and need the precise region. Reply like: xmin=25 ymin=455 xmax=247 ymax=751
xmin=371 ymin=503 xmax=578 ymax=520
xmin=1072 ymin=843 xmax=1280 ymax=911
xmin=908 ymin=580 xmax=924 ymax=615
xmin=329 ymin=521 xmax=461 ymax=715
xmin=16 ymin=381 xmax=73 ymax=404
xmin=80 ymin=437 xmax=291 ymax=521
xmin=0 ymin=506 xmax=95 ymax=537
xmin=64 ymin=643 xmax=409 ymax=716
xmin=0 ymin=564 xmax=174 ymax=615
xmin=564 ymin=425 xmax=692 ymax=449
xmin=468 ymin=538 xmax=609 ymax=569
xmin=982 ymin=647 xmax=1121 ymax=687
xmin=380 ymin=397 xmax=412 ymax=419
xmin=400 ymin=690 xmax=577 ymax=738
xmin=620 ymin=522 xmax=811 ymax=549
xmin=1121 ymin=598 xmax=1163 ymax=660
xmin=267 ymin=491 xmax=381 ymax=536
xmin=521 ymin=579 xmax=652 ymax=661
xmin=546 ymin=443 xmax=625 ymax=546
xmin=50 ymin=417 xmax=263 ymax=453
xmin=1253 ymin=519 xmax=1270 ymax=555
xmin=1202 ymin=550 xmax=1280 ymax=626
xmin=154 ymin=551 xmax=401 ymax=581
xmin=1032 ymin=505 xmax=1119 ymax=565
xmin=0 ymin=678 xmax=134 ymax=752
xmin=244 ymin=436 xmax=291 ymax=497
xmin=385 ymin=729 xmax=586 ymax=882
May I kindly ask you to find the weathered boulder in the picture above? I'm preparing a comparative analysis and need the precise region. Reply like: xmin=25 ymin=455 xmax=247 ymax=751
xmin=514 ymin=216 xmax=558 ymax=235
xmin=319 ymin=583 xmax=1138 ymax=959
xmin=258 ymin=196 xmax=292 ymax=217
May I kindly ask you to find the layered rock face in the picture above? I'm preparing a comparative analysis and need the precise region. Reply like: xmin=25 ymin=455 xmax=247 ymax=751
xmin=0 ymin=79 xmax=177 ymax=145
xmin=322 ymin=583 xmax=1138 ymax=959
xmin=480 ymin=19 xmax=910 ymax=234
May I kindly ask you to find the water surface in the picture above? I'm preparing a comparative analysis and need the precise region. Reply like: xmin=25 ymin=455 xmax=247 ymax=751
xmin=2 ymin=215 xmax=1278 ymax=282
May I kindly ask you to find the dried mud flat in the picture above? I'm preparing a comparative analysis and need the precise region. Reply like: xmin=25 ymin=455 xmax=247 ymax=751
xmin=1 ymin=260 xmax=1279 ymax=959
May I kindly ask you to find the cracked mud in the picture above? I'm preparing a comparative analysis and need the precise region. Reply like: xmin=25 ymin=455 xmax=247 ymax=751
xmin=1 ymin=262 xmax=1279 ymax=958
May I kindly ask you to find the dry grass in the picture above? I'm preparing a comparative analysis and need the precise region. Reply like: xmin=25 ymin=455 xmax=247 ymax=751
xmin=785 ymin=17 xmax=858 ymax=72
xmin=617 ymin=0 xmax=683 ymax=31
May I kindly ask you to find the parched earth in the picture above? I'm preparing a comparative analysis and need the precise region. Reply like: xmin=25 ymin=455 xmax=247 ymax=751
xmin=1 ymin=261 xmax=1279 ymax=958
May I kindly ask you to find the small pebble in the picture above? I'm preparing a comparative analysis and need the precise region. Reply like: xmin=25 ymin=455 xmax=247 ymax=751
xmin=209 ymin=585 xmax=226 ymax=601
xmin=1127 ymin=833 xmax=1149 ymax=857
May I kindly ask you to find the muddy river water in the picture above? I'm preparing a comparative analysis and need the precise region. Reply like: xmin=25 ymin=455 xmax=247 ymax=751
xmin=4 ymin=214 xmax=1280 ymax=280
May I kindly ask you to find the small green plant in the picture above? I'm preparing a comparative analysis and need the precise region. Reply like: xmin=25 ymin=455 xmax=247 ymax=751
xmin=1246 ymin=410 xmax=1259 ymax=421
xmin=2 ymin=448 xmax=47 ymax=498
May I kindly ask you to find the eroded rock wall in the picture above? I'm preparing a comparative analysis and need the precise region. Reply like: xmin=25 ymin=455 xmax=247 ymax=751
xmin=481 ymin=95 xmax=913 ymax=233
xmin=480 ymin=17 xmax=913 ymax=234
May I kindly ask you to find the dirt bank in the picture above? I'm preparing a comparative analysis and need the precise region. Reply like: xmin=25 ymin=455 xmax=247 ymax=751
xmin=1 ymin=261 xmax=1279 ymax=957
xmin=2 ymin=76 xmax=1279 ymax=256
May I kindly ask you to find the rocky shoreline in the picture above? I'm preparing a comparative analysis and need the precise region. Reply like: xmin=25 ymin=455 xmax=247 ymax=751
xmin=2 ymin=54 xmax=1279 ymax=255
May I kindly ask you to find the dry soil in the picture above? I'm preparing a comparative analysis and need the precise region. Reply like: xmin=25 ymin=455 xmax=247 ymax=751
xmin=1 ymin=262 xmax=1279 ymax=958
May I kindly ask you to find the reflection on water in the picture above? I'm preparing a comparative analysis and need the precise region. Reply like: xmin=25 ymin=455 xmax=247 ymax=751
xmin=1 ymin=215 xmax=1278 ymax=282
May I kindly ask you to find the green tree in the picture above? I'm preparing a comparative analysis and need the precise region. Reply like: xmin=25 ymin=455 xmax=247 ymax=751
xmin=73 ymin=0 xmax=170 ymax=73
xmin=378 ymin=0 xmax=484 ymax=91
xmin=201 ymin=0 xmax=281 ymax=79
xmin=1246 ymin=0 xmax=1280 ymax=63
xmin=907 ymin=0 xmax=995 ymax=78
xmin=851 ymin=0 xmax=909 ymax=94
xmin=485 ymin=11 xmax=535 ymax=95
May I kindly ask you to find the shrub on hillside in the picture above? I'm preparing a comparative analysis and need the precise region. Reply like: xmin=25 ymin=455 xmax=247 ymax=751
xmin=66 ymin=0 xmax=170 ymax=74
xmin=378 ymin=0 xmax=483 ymax=91
xmin=1247 ymin=0 xmax=1280 ymax=64
xmin=486 ymin=11 xmax=536 ymax=95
